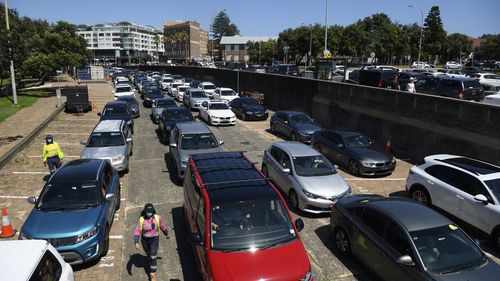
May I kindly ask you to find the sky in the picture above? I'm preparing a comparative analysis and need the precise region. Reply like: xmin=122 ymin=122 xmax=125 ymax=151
xmin=6 ymin=0 xmax=500 ymax=38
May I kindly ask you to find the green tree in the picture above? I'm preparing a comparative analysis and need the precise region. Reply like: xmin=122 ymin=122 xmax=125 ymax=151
xmin=444 ymin=33 xmax=472 ymax=62
xmin=246 ymin=39 xmax=277 ymax=64
xmin=210 ymin=10 xmax=239 ymax=39
xmin=476 ymin=34 xmax=500 ymax=60
xmin=423 ymin=6 xmax=447 ymax=63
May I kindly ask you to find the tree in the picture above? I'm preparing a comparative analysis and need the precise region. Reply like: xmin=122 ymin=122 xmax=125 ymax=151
xmin=210 ymin=10 xmax=239 ymax=39
xmin=246 ymin=39 xmax=277 ymax=64
xmin=476 ymin=34 xmax=500 ymax=60
xmin=444 ymin=33 xmax=472 ymax=62
xmin=423 ymin=6 xmax=446 ymax=63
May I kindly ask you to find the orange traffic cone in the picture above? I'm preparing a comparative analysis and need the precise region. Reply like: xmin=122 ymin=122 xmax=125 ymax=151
xmin=384 ymin=140 xmax=393 ymax=154
xmin=92 ymin=100 xmax=97 ymax=110
xmin=1 ymin=208 xmax=16 ymax=238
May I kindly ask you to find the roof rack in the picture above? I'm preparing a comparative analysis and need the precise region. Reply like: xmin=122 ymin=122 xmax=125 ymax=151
xmin=195 ymin=162 xmax=258 ymax=170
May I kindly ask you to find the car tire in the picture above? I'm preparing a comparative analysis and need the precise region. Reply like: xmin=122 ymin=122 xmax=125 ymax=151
xmin=129 ymin=147 xmax=133 ymax=156
xmin=313 ymin=143 xmax=322 ymax=153
xmin=348 ymin=160 xmax=360 ymax=176
xmin=410 ymin=186 xmax=432 ymax=206
xmin=334 ymin=227 xmax=351 ymax=255
xmin=101 ymin=226 xmax=110 ymax=257
xmin=289 ymin=189 xmax=299 ymax=211
xmin=262 ymin=164 xmax=269 ymax=177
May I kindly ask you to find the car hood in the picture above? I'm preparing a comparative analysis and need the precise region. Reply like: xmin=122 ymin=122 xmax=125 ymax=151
xmin=242 ymin=105 xmax=265 ymax=112
xmin=430 ymin=259 xmax=500 ymax=281
xmin=220 ymin=96 xmax=238 ymax=102
xmin=23 ymin=206 xmax=102 ymax=237
xmin=210 ymin=239 xmax=310 ymax=281
xmin=179 ymin=146 xmax=223 ymax=162
xmin=208 ymin=109 xmax=235 ymax=118
xmin=349 ymin=147 xmax=393 ymax=162
xmin=204 ymin=89 xmax=216 ymax=94
xmin=191 ymin=97 xmax=210 ymax=103
xmin=129 ymin=104 xmax=139 ymax=111
xmin=293 ymin=123 xmax=321 ymax=134
xmin=81 ymin=146 xmax=126 ymax=159
xmin=296 ymin=173 xmax=350 ymax=198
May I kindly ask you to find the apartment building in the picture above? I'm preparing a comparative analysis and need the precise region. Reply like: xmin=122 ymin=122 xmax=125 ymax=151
xmin=163 ymin=21 xmax=208 ymax=61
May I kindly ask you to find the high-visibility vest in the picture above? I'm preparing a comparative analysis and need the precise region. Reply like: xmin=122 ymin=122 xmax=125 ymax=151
xmin=139 ymin=215 xmax=160 ymax=233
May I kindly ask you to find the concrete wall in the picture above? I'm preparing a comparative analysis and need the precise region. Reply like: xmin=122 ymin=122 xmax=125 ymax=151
xmin=137 ymin=66 xmax=500 ymax=165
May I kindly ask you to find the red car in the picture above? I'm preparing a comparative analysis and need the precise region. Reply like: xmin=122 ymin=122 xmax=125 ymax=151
xmin=183 ymin=151 xmax=312 ymax=281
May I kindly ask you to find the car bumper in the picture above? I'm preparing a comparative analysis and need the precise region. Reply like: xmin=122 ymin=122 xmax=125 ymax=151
xmin=297 ymin=193 xmax=346 ymax=214
xmin=210 ymin=118 xmax=236 ymax=126
xmin=359 ymin=164 xmax=396 ymax=176
xmin=296 ymin=134 xmax=313 ymax=144
xmin=55 ymin=232 xmax=104 ymax=265
xmin=111 ymin=158 xmax=128 ymax=172
xmin=245 ymin=112 xmax=269 ymax=120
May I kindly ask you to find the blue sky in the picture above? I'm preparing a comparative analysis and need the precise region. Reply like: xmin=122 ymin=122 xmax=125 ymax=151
xmin=7 ymin=0 xmax=500 ymax=37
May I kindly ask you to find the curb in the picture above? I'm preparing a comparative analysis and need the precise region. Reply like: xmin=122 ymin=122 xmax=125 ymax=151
xmin=0 ymin=104 xmax=65 ymax=170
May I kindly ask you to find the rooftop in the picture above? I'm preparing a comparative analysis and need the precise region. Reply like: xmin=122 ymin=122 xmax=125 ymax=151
xmin=220 ymin=35 xmax=277 ymax=45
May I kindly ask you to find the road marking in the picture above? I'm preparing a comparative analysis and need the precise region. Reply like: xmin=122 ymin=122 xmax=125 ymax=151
xmin=0 ymin=195 xmax=28 ymax=199
xmin=98 ymin=263 xmax=114 ymax=268
xmin=12 ymin=171 xmax=46 ymax=174
xmin=109 ymin=235 xmax=123 ymax=239
xmin=345 ymin=178 xmax=406 ymax=181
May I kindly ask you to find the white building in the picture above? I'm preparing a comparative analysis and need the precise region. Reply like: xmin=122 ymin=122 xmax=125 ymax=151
xmin=76 ymin=22 xmax=165 ymax=64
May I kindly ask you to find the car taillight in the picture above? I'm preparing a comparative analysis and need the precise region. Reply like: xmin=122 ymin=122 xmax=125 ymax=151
xmin=459 ymin=92 xmax=465 ymax=99
xmin=378 ymin=80 xmax=382 ymax=87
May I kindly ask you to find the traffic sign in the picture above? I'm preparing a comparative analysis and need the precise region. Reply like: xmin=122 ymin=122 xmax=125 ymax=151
xmin=370 ymin=52 xmax=375 ymax=58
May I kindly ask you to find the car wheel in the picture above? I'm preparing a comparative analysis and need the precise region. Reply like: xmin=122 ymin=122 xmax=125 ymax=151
xmin=313 ymin=143 xmax=322 ymax=153
xmin=410 ymin=186 xmax=432 ymax=206
xmin=129 ymin=147 xmax=133 ymax=156
xmin=208 ymin=116 xmax=212 ymax=125
xmin=262 ymin=164 xmax=269 ymax=177
xmin=101 ymin=226 xmax=110 ymax=257
xmin=334 ymin=228 xmax=351 ymax=255
xmin=290 ymin=133 xmax=297 ymax=142
xmin=348 ymin=160 xmax=360 ymax=176
xmin=289 ymin=189 xmax=299 ymax=211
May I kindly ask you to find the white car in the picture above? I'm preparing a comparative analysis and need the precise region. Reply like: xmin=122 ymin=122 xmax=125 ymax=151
xmin=481 ymin=81 xmax=500 ymax=96
xmin=113 ymin=84 xmax=135 ymax=99
xmin=484 ymin=93 xmax=500 ymax=106
xmin=199 ymin=101 xmax=236 ymax=126
xmin=168 ymin=82 xmax=184 ymax=96
xmin=161 ymin=77 xmax=173 ymax=90
xmin=212 ymin=87 xmax=238 ymax=104
xmin=162 ymin=73 xmax=172 ymax=80
xmin=406 ymin=154 xmax=500 ymax=248
xmin=469 ymin=72 xmax=500 ymax=83
xmin=114 ymin=76 xmax=129 ymax=87
xmin=198 ymin=82 xmax=217 ymax=98
xmin=0 ymin=240 xmax=74 ymax=281
xmin=445 ymin=61 xmax=462 ymax=69
xmin=411 ymin=61 xmax=431 ymax=69
xmin=444 ymin=69 xmax=466 ymax=78
xmin=175 ymin=85 xmax=190 ymax=102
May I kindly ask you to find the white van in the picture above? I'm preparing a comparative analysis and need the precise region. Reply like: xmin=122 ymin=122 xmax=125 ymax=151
xmin=0 ymin=240 xmax=74 ymax=281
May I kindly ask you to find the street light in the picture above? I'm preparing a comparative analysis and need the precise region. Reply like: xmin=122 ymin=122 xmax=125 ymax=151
xmin=324 ymin=0 xmax=329 ymax=53
xmin=409 ymin=4 xmax=424 ymax=69
xmin=4 ymin=0 xmax=17 ymax=105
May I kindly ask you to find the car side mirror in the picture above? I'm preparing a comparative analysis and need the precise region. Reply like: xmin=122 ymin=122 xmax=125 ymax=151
xmin=97 ymin=112 xmax=101 ymax=116
xmin=219 ymin=140 xmax=224 ymax=145
xmin=126 ymin=138 xmax=132 ymax=142
xmin=282 ymin=168 xmax=291 ymax=174
xmin=396 ymin=255 xmax=415 ymax=266
xmin=169 ymin=143 xmax=177 ymax=148
xmin=474 ymin=194 xmax=488 ymax=204
xmin=336 ymin=143 xmax=344 ymax=148
xmin=27 ymin=196 xmax=37 ymax=204
xmin=295 ymin=218 xmax=304 ymax=232
xmin=284 ymin=120 xmax=289 ymax=124
xmin=105 ymin=193 xmax=114 ymax=200
xmin=188 ymin=233 xmax=204 ymax=246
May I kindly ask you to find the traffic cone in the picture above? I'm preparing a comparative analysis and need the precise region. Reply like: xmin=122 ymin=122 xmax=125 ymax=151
xmin=384 ymin=140 xmax=393 ymax=154
xmin=92 ymin=100 xmax=97 ymax=110
xmin=1 ymin=208 xmax=16 ymax=238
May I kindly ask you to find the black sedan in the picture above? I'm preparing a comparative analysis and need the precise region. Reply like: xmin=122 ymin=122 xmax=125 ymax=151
xmin=269 ymin=111 xmax=321 ymax=143
xmin=143 ymin=89 xmax=164 ymax=108
xmin=116 ymin=95 xmax=140 ymax=118
xmin=157 ymin=107 xmax=194 ymax=144
xmin=330 ymin=195 xmax=500 ymax=281
xmin=311 ymin=129 xmax=395 ymax=176
xmin=98 ymin=101 xmax=134 ymax=134
xmin=229 ymin=97 xmax=268 ymax=121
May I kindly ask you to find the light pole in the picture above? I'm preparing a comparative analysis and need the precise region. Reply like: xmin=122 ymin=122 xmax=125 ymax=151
xmin=4 ymin=0 xmax=17 ymax=105
xmin=324 ymin=0 xmax=328 ymax=53
xmin=409 ymin=4 xmax=424 ymax=69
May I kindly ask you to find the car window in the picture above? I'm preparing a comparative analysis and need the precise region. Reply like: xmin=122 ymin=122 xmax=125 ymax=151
xmin=180 ymin=133 xmax=218 ymax=150
xmin=102 ymin=106 xmax=128 ymax=116
xmin=209 ymin=103 xmax=229 ymax=110
xmin=385 ymin=221 xmax=411 ymax=256
xmin=289 ymin=114 xmax=313 ymax=124
xmin=425 ymin=165 xmax=462 ymax=188
xmin=359 ymin=207 xmax=388 ymax=237
xmin=485 ymin=179 xmax=500 ymax=202
xmin=29 ymin=250 xmax=62 ymax=281
xmin=88 ymin=132 xmax=125 ymax=147
xmin=38 ymin=182 xmax=99 ymax=210
xmin=196 ymin=197 xmax=206 ymax=236
xmin=292 ymin=155 xmax=336 ymax=177
xmin=102 ymin=164 xmax=112 ymax=195
xmin=344 ymin=134 xmax=371 ymax=148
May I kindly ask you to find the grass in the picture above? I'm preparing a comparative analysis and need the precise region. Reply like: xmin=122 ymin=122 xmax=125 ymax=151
xmin=0 ymin=89 xmax=51 ymax=124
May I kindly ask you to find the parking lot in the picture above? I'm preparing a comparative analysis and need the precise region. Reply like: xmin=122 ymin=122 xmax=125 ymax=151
xmin=1 ymin=79 xmax=498 ymax=281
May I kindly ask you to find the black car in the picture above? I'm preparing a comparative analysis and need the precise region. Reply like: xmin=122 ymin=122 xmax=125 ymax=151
xmin=270 ymin=111 xmax=321 ymax=143
xmin=140 ymin=82 xmax=158 ymax=98
xmin=229 ymin=97 xmax=268 ymax=121
xmin=190 ymin=80 xmax=201 ymax=88
xmin=116 ymin=96 xmax=140 ymax=118
xmin=462 ymin=66 xmax=483 ymax=76
xmin=331 ymin=195 xmax=500 ymax=281
xmin=143 ymin=89 xmax=164 ymax=108
xmin=275 ymin=64 xmax=299 ymax=76
xmin=157 ymin=107 xmax=195 ymax=144
xmin=98 ymin=101 xmax=134 ymax=134
xmin=358 ymin=69 xmax=399 ymax=88
xmin=311 ymin=129 xmax=395 ymax=176
xmin=415 ymin=77 xmax=484 ymax=100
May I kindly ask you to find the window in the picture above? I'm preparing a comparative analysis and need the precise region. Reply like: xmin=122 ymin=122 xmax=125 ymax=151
xmin=230 ymin=45 xmax=235 ymax=51
xmin=239 ymin=44 xmax=245 ymax=50
xmin=359 ymin=208 xmax=388 ymax=237
xmin=384 ymin=221 xmax=411 ymax=256
xmin=29 ymin=251 xmax=62 ymax=281
xmin=196 ymin=197 xmax=206 ymax=236
xmin=270 ymin=147 xmax=283 ymax=163
xmin=425 ymin=165 xmax=462 ymax=187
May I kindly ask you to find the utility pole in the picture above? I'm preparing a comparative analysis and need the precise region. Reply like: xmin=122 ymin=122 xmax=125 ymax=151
xmin=4 ymin=0 xmax=17 ymax=105
xmin=409 ymin=5 xmax=424 ymax=69
xmin=324 ymin=0 xmax=328 ymax=53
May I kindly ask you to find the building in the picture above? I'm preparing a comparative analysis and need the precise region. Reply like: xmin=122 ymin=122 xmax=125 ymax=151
xmin=220 ymin=36 xmax=277 ymax=62
xmin=466 ymin=36 xmax=487 ymax=49
xmin=76 ymin=22 xmax=164 ymax=64
xmin=163 ymin=21 xmax=208 ymax=61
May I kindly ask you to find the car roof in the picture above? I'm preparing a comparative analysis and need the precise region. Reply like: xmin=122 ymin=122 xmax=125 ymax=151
xmin=217 ymin=87 xmax=233 ymax=91
xmin=276 ymin=110 xmax=308 ymax=116
xmin=115 ymin=84 xmax=131 ymax=88
xmin=324 ymin=129 xmax=364 ymax=137
xmin=424 ymin=154 xmax=500 ymax=179
xmin=50 ymin=158 xmax=105 ymax=183
xmin=0 ymin=240 xmax=49 ymax=280
xmin=200 ymin=81 xmax=215 ymax=85
xmin=272 ymin=141 xmax=320 ymax=157
xmin=177 ymin=121 xmax=212 ymax=134
xmin=93 ymin=120 xmax=123 ymax=132
xmin=189 ymin=88 xmax=204 ymax=92
xmin=104 ymin=101 xmax=128 ymax=107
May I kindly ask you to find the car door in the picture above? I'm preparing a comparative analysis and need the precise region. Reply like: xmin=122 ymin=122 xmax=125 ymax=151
xmin=230 ymin=99 xmax=241 ymax=116
xmin=273 ymin=113 xmax=285 ymax=134
xmin=169 ymin=127 xmax=181 ymax=169
xmin=266 ymin=147 xmax=290 ymax=190
xmin=123 ymin=124 xmax=132 ymax=156
xmin=317 ymin=131 xmax=337 ymax=161
xmin=102 ymin=164 xmax=115 ymax=223
xmin=183 ymin=90 xmax=190 ymax=107
xmin=281 ymin=115 xmax=293 ymax=137
xmin=423 ymin=165 xmax=461 ymax=213
xmin=329 ymin=133 xmax=349 ymax=166
xmin=273 ymin=148 xmax=293 ymax=191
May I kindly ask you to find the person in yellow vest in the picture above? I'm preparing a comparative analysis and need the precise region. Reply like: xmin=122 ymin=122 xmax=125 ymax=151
xmin=134 ymin=203 xmax=169 ymax=281
xmin=42 ymin=134 xmax=64 ymax=174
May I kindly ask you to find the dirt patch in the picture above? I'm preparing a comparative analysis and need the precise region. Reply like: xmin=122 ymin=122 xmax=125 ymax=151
xmin=0 ymin=135 xmax=23 ymax=147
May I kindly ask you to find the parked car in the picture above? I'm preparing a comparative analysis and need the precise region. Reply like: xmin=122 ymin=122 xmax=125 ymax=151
xmin=1 ymin=240 xmax=75 ymax=281
xmin=151 ymin=97 xmax=177 ymax=124
xmin=81 ymin=120 xmax=133 ymax=174
xmin=168 ymin=82 xmax=184 ymax=97
xmin=445 ymin=61 xmax=463 ymax=69
xmin=270 ymin=111 xmax=321 ymax=143
xmin=116 ymin=95 xmax=140 ymax=118
xmin=172 ymin=74 xmax=184 ymax=83
xmin=98 ymin=101 xmax=134 ymax=134
xmin=169 ymin=122 xmax=224 ymax=179
xmin=462 ymin=67 xmax=483 ymax=76
xmin=412 ymin=61 xmax=432 ymax=69
xmin=469 ymin=72 xmax=500 ymax=83
xmin=158 ymin=107 xmax=195 ymax=144
xmin=113 ymin=84 xmax=135 ymax=100
xmin=19 ymin=158 xmax=120 ymax=264
xmin=212 ymin=87 xmax=238 ymax=104
xmin=184 ymin=151 xmax=312 ymax=281
xmin=190 ymin=79 xmax=201 ymax=88
xmin=198 ymin=82 xmax=217 ymax=98
xmin=262 ymin=141 xmax=351 ymax=213
xmin=311 ymin=129 xmax=396 ymax=176
xmin=199 ymin=101 xmax=236 ymax=126
xmin=276 ymin=64 xmax=299 ymax=76
xmin=143 ymin=89 xmax=165 ymax=108
xmin=184 ymin=88 xmax=210 ymax=110
xmin=484 ymin=94 xmax=500 ymax=106
xmin=481 ymin=81 xmax=500 ymax=96
xmin=174 ymin=85 xmax=190 ymax=102
xmin=161 ymin=77 xmax=173 ymax=90
xmin=358 ymin=69 xmax=399 ymax=88
xmin=416 ymin=77 xmax=484 ymax=100
xmin=444 ymin=69 xmax=466 ymax=78
xmin=229 ymin=97 xmax=268 ymax=121
xmin=406 ymin=154 xmax=500 ymax=249
xmin=331 ymin=194 xmax=500 ymax=281
xmin=183 ymin=78 xmax=193 ymax=87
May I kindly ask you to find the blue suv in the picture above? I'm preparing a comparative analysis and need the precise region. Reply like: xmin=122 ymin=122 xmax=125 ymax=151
xmin=19 ymin=159 xmax=120 ymax=264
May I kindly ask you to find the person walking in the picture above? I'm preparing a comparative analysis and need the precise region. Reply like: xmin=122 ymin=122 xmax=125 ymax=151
xmin=406 ymin=77 xmax=417 ymax=93
xmin=42 ymin=134 xmax=64 ymax=174
xmin=134 ymin=203 xmax=169 ymax=281
xmin=390 ymin=75 xmax=400 ymax=90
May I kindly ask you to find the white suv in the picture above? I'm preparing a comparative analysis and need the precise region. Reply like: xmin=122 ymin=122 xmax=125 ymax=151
xmin=406 ymin=154 xmax=500 ymax=248
xmin=445 ymin=61 xmax=463 ymax=69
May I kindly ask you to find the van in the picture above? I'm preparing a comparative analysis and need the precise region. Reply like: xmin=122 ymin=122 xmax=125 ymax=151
xmin=0 ymin=240 xmax=74 ymax=281
xmin=276 ymin=64 xmax=299 ymax=76
xmin=358 ymin=69 xmax=399 ymax=88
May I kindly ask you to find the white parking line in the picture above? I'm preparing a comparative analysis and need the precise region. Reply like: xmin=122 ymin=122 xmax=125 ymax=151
xmin=0 ymin=195 xmax=28 ymax=199
xmin=345 ymin=178 xmax=406 ymax=181
xmin=109 ymin=235 xmax=123 ymax=239
xmin=12 ymin=171 xmax=47 ymax=174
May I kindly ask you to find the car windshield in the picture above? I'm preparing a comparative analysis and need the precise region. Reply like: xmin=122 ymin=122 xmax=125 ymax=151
xmin=344 ymin=134 xmax=372 ymax=148
xmin=221 ymin=90 xmax=236 ymax=96
xmin=209 ymin=103 xmax=229 ymax=110
xmin=103 ymin=106 xmax=128 ymax=116
xmin=162 ymin=110 xmax=193 ymax=121
xmin=203 ymin=84 xmax=216 ymax=90
xmin=485 ymin=179 xmax=500 ymax=200
xmin=173 ymin=75 xmax=183 ymax=80
xmin=410 ymin=225 xmax=485 ymax=274
xmin=180 ymin=133 xmax=218 ymax=149
xmin=289 ymin=114 xmax=313 ymax=124
xmin=191 ymin=91 xmax=206 ymax=98
xmin=38 ymin=182 xmax=100 ymax=210
xmin=163 ymin=79 xmax=173 ymax=83
xmin=463 ymin=81 xmax=482 ymax=88
xmin=210 ymin=198 xmax=296 ymax=251
xmin=241 ymin=99 xmax=259 ymax=107
xmin=148 ymin=90 xmax=163 ymax=97
xmin=178 ymin=87 xmax=188 ymax=93
xmin=293 ymin=155 xmax=336 ymax=176
xmin=156 ymin=99 xmax=176 ymax=107
xmin=87 ymin=132 xmax=125 ymax=147
xmin=116 ymin=86 xmax=132 ymax=93
xmin=117 ymin=97 xmax=137 ymax=104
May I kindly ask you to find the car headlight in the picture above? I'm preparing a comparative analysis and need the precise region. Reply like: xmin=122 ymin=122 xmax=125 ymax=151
xmin=76 ymin=226 xmax=98 ymax=243
xmin=391 ymin=157 xmax=396 ymax=163
xmin=298 ymin=131 xmax=309 ymax=136
xmin=246 ymin=111 xmax=254 ymax=115
xmin=19 ymin=230 xmax=31 ymax=240
xmin=210 ymin=115 xmax=219 ymax=120
xmin=112 ymin=155 xmax=125 ymax=163
xmin=300 ymin=271 xmax=313 ymax=281
xmin=303 ymin=190 xmax=320 ymax=199
xmin=360 ymin=161 xmax=376 ymax=167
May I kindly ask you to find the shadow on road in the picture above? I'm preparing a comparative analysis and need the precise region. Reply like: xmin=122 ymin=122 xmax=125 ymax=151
xmin=171 ymin=206 xmax=202 ymax=281
xmin=164 ymin=152 xmax=183 ymax=186
xmin=126 ymin=253 xmax=149 ymax=276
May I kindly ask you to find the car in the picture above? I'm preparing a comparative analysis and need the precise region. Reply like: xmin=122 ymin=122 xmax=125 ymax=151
xmin=270 ymin=111 xmax=321 ymax=143
xmin=469 ymin=72 xmax=500 ymax=83
xmin=330 ymin=194 xmax=500 ymax=281
xmin=481 ymin=81 xmax=500 ymax=96
xmin=484 ymin=94 xmax=500 ymax=106
xmin=1 ymin=240 xmax=75 ymax=281
xmin=116 ymin=95 xmax=140 ymax=118
xmin=248 ymin=64 xmax=267 ymax=73
xmin=262 ymin=141 xmax=351 ymax=213
xmin=168 ymin=82 xmax=184 ymax=97
xmin=311 ymin=129 xmax=396 ymax=176
xmin=169 ymin=121 xmax=224 ymax=179
xmin=161 ymin=77 xmax=173 ymax=90
xmin=174 ymin=85 xmax=190 ymax=102
xmin=444 ymin=69 xmax=466 ymax=78
xmin=151 ymin=97 xmax=177 ymax=124
xmin=445 ymin=61 xmax=463 ymax=69
xmin=275 ymin=64 xmax=299 ymax=76
xmin=98 ymin=101 xmax=134 ymax=134
xmin=143 ymin=88 xmax=165 ymax=108
xmin=19 ymin=158 xmax=120 ymax=264
xmin=183 ymin=151 xmax=312 ymax=281
xmin=190 ymin=79 xmax=201 ymax=88
xmin=415 ymin=76 xmax=484 ymax=100
xmin=158 ymin=107 xmax=195 ymax=144
xmin=412 ymin=61 xmax=431 ymax=69
xmin=198 ymin=82 xmax=217 ymax=98
xmin=406 ymin=154 xmax=500 ymax=249
xmin=81 ymin=120 xmax=133 ymax=173
xmin=140 ymin=81 xmax=159 ymax=98
xmin=113 ymin=84 xmax=135 ymax=99
xmin=358 ymin=69 xmax=399 ymax=88
xmin=183 ymin=77 xmax=193 ymax=87
xmin=114 ymin=76 xmax=129 ymax=86
xmin=183 ymin=88 xmax=210 ymax=110
xmin=229 ymin=97 xmax=268 ymax=121
xmin=198 ymin=101 xmax=236 ymax=126
xmin=172 ymin=74 xmax=184 ymax=83
xmin=212 ymin=87 xmax=238 ymax=104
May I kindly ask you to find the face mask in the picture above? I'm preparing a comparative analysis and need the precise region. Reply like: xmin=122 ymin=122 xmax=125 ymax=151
xmin=46 ymin=138 xmax=53 ymax=144
xmin=146 ymin=212 xmax=153 ymax=218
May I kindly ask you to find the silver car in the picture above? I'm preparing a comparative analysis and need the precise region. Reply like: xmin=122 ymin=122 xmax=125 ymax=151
xmin=169 ymin=121 xmax=223 ymax=180
xmin=151 ymin=97 xmax=177 ymax=124
xmin=262 ymin=141 xmax=351 ymax=214
xmin=81 ymin=120 xmax=133 ymax=174
xmin=184 ymin=88 xmax=210 ymax=110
